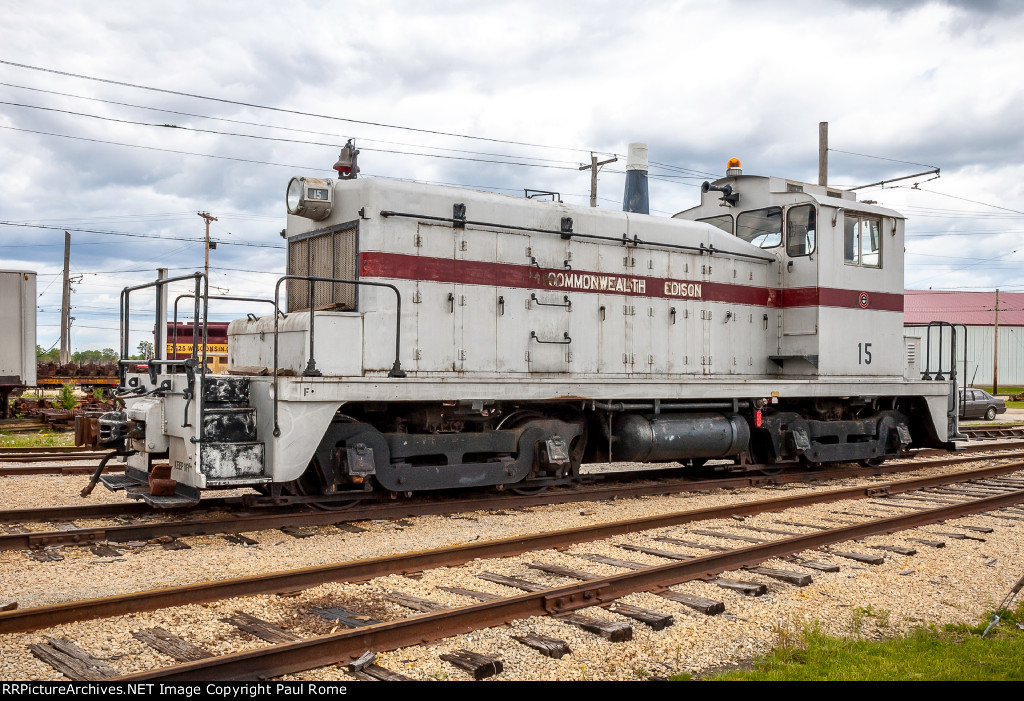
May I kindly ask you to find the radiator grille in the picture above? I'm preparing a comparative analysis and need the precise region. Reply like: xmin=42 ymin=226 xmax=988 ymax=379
xmin=287 ymin=225 xmax=357 ymax=312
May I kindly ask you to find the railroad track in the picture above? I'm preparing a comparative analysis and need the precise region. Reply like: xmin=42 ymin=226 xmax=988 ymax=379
xmin=4 ymin=450 xmax=1024 ymax=550
xmin=961 ymin=424 xmax=1024 ymax=440
xmin=4 ymin=461 xmax=1022 ymax=681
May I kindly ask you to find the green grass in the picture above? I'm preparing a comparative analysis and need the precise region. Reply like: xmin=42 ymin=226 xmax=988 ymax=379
xmin=971 ymin=386 xmax=1024 ymax=397
xmin=0 ymin=431 xmax=75 ymax=448
xmin=702 ymin=605 xmax=1024 ymax=681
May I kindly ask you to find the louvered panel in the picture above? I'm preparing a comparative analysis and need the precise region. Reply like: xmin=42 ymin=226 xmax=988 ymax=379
xmin=287 ymin=238 xmax=310 ymax=313
xmin=332 ymin=228 xmax=357 ymax=309
xmin=309 ymin=233 xmax=334 ymax=309
xmin=285 ymin=226 xmax=357 ymax=312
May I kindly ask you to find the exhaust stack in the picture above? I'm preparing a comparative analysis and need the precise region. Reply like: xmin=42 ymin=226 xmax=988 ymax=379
xmin=622 ymin=142 xmax=649 ymax=215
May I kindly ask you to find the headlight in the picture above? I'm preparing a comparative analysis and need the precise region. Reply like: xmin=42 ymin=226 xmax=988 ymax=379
xmin=286 ymin=176 xmax=334 ymax=221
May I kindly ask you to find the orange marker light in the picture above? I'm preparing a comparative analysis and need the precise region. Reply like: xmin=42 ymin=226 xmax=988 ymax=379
xmin=727 ymin=157 xmax=741 ymax=169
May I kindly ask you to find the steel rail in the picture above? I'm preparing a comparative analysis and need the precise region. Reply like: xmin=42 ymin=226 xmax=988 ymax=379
xmin=0 ymin=452 xmax=110 ymax=464
xmin=118 ymin=486 xmax=1024 ymax=681
xmin=3 ymin=451 xmax=1024 ymax=542
xmin=2 ymin=461 xmax=1022 ymax=636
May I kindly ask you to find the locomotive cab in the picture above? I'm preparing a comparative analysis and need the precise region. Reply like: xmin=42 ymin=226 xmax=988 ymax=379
xmin=675 ymin=168 xmax=906 ymax=380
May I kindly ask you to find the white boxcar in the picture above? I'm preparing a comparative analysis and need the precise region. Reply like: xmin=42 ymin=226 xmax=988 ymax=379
xmin=0 ymin=270 xmax=36 ymax=386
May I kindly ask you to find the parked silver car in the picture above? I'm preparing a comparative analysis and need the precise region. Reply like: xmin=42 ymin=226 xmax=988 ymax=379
xmin=959 ymin=388 xmax=1007 ymax=421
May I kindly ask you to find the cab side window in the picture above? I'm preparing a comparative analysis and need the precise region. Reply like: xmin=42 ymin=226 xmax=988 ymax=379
xmin=698 ymin=214 xmax=733 ymax=235
xmin=736 ymin=207 xmax=782 ymax=249
xmin=844 ymin=213 xmax=881 ymax=267
xmin=786 ymin=205 xmax=816 ymax=257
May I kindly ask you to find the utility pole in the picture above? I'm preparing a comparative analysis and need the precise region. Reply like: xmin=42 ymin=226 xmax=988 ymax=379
xmin=59 ymin=231 xmax=71 ymax=364
xmin=818 ymin=122 xmax=828 ymax=187
xmin=197 ymin=211 xmax=218 ymax=282
xmin=993 ymin=288 xmax=1000 ymax=395
xmin=579 ymin=153 xmax=618 ymax=207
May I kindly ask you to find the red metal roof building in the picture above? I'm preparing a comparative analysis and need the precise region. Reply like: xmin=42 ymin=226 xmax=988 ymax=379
xmin=904 ymin=290 xmax=1024 ymax=388
xmin=905 ymin=290 xmax=1024 ymax=326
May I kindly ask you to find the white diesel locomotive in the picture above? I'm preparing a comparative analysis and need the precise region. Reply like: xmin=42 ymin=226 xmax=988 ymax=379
xmin=85 ymin=147 xmax=962 ymax=507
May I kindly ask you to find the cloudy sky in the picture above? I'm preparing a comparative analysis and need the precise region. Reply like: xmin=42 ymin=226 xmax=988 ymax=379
xmin=2 ymin=0 xmax=1023 ymax=353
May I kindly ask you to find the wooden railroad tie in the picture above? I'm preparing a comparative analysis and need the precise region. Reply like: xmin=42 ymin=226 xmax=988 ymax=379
xmin=906 ymin=538 xmax=946 ymax=549
xmin=221 ymin=612 xmax=299 ymax=643
xmin=386 ymin=591 xmax=449 ymax=613
xmin=278 ymin=526 xmax=316 ymax=539
xmin=783 ymin=556 xmax=840 ymax=572
xmin=732 ymin=523 xmax=804 ymax=536
xmin=773 ymin=520 xmax=829 ymax=530
xmin=89 ymin=544 xmax=120 ymax=556
xmin=824 ymin=550 xmax=886 ymax=565
xmin=869 ymin=545 xmax=918 ymax=556
xmin=222 ymin=534 xmax=258 ymax=546
xmin=654 ymin=536 xmax=730 ymax=552
xmin=477 ymin=572 xmax=546 ymax=592
xmin=957 ymin=525 xmax=994 ymax=533
xmin=440 ymin=649 xmax=504 ymax=680
xmin=615 ymin=543 xmax=693 ymax=560
xmin=658 ymin=590 xmax=725 ymax=615
xmin=345 ymin=651 xmax=416 ymax=681
xmin=133 ymin=627 xmax=213 ymax=662
xmin=527 ymin=562 xmax=602 ymax=580
xmin=932 ymin=531 xmax=987 ymax=542
xmin=714 ymin=578 xmax=768 ymax=596
xmin=29 ymin=637 xmax=119 ymax=681
xmin=690 ymin=529 xmax=767 ymax=544
xmin=513 ymin=633 xmax=571 ymax=659
xmin=608 ymin=602 xmax=674 ymax=630
xmin=313 ymin=606 xmax=382 ymax=628
xmin=436 ymin=586 xmax=503 ymax=602
xmin=574 ymin=553 xmax=647 ymax=570
xmin=335 ymin=523 xmax=368 ymax=533
xmin=350 ymin=665 xmax=415 ymax=681
xmin=558 ymin=613 xmax=633 ymax=642
xmin=28 ymin=550 xmax=64 ymax=562
xmin=745 ymin=566 xmax=813 ymax=586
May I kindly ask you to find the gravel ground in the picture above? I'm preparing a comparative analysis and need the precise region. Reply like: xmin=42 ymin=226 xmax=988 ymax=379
xmin=0 ymin=453 xmax=1022 ymax=680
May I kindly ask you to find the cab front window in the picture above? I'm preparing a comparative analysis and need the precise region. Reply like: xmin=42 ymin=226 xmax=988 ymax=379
xmin=736 ymin=207 xmax=782 ymax=248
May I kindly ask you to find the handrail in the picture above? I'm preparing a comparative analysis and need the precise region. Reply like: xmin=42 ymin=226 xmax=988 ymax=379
xmin=271 ymin=275 xmax=406 ymax=437
xmin=378 ymin=209 xmax=778 ymax=264
xmin=171 ymin=294 xmax=279 ymax=362
xmin=119 ymin=273 xmax=207 ymax=386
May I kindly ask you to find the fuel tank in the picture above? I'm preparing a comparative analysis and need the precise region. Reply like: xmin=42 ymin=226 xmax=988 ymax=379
xmin=611 ymin=412 xmax=750 ymax=462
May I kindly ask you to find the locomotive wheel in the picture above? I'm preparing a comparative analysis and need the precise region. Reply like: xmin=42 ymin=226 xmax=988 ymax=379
xmin=285 ymin=459 xmax=360 ymax=510
xmin=509 ymin=484 xmax=550 ymax=496
xmin=756 ymin=466 xmax=784 ymax=476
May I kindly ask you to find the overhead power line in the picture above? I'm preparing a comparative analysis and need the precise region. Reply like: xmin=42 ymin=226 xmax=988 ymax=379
xmin=0 ymin=59 xmax=607 ymax=155
xmin=0 ymin=221 xmax=284 ymax=248
xmin=0 ymin=81 xmax=589 ymax=166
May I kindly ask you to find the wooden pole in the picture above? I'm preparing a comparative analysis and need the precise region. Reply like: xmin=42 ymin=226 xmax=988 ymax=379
xmin=993 ymin=288 xmax=1000 ymax=395
xmin=818 ymin=122 xmax=828 ymax=187
xmin=579 ymin=153 xmax=618 ymax=207
xmin=59 ymin=231 xmax=71 ymax=364
xmin=197 ymin=212 xmax=218 ymax=282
